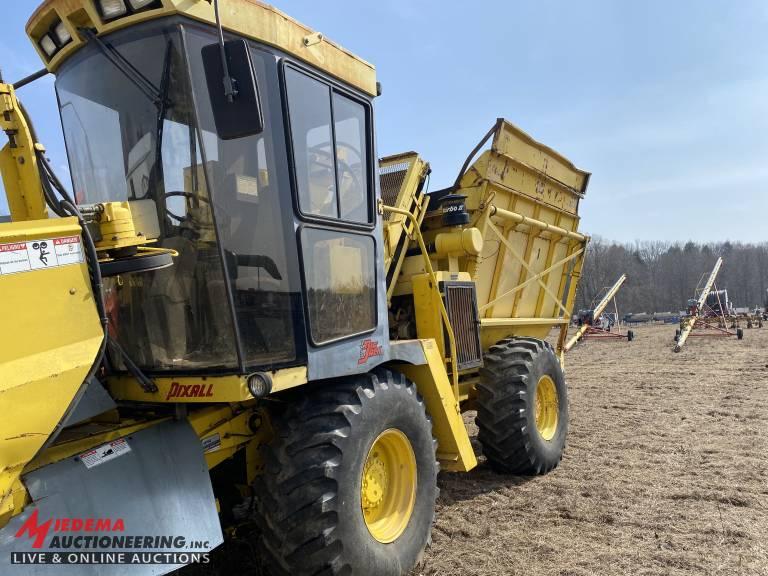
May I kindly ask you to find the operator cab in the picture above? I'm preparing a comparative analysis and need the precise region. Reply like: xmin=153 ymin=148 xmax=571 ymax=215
xmin=42 ymin=4 xmax=387 ymax=378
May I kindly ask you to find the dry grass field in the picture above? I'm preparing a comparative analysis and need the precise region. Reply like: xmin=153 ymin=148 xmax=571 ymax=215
xmin=184 ymin=323 xmax=768 ymax=576
xmin=417 ymin=323 xmax=768 ymax=576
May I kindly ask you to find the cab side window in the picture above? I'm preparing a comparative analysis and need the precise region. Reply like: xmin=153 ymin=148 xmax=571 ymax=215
xmin=333 ymin=93 xmax=369 ymax=222
xmin=301 ymin=228 xmax=376 ymax=344
xmin=285 ymin=67 xmax=371 ymax=224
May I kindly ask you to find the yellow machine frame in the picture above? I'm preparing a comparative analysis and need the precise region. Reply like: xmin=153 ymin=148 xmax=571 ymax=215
xmin=1 ymin=1 xmax=587 ymax=547
xmin=385 ymin=119 xmax=590 ymax=376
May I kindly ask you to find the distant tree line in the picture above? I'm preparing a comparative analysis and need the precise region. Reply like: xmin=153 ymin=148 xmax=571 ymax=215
xmin=575 ymin=238 xmax=768 ymax=315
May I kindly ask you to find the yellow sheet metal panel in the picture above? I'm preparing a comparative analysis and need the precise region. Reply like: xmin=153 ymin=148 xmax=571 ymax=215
xmin=447 ymin=120 xmax=589 ymax=347
xmin=411 ymin=271 xmax=474 ymax=362
xmin=479 ymin=325 xmax=550 ymax=351
xmin=0 ymin=218 xmax=103 ymax=528
xmin=470 ymin=120 xmax=590 ymax=214
xmin=412 ymin=273 xmax=446 ymax=358
xmin=27 ymin=0 xmax=377 ymax=96
xmin=0 ymin=217 xmax=85 ymax=242
xmin=396 ymin=340 xmax=477 ymax=473
xmin=107 ymin=365 xmax=308 ymax=402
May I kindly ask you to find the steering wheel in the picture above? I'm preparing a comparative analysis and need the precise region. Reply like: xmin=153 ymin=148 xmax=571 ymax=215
xmin=164 ymin=191 xmax=211 ymax=222
xmin=334 ymin=142 xmax=363 ymax=188
xmin=307 ymin=143 xmax=364 ymax=216
xmin=309 ymin=142 xmax=362 ymax=181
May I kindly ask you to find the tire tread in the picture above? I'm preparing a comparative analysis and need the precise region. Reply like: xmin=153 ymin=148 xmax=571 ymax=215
xmin=254 ymin=370 xmax=437 ymax=576
xmin=475 ymin=338 xmax=564 ymax=475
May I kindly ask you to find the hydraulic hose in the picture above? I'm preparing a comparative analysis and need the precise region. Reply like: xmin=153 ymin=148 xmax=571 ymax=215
xmin=452 ymin=118 xmax=502 ymax=191
xmin=59 ymin=197 xmax=107 ymax=330
xmin=19 ymin=90 xmax=157 ymax=391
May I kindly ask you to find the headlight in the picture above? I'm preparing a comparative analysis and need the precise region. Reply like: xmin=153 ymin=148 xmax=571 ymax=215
xmin=127 ymin=0 xmax=160 ymax=10
xmin=39 ymin=35 xmax=57 ymax=57
xmin=53 ymin=21 xmax=72 ymax=46
xmin=97 ymin=0 xmax=129 ymax=20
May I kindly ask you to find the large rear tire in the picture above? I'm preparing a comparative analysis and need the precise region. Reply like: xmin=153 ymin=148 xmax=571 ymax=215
xmin=254 ymin=369 xmax=438 ymax=576
xmin=476 ymin=337 xmax=568 ymax=475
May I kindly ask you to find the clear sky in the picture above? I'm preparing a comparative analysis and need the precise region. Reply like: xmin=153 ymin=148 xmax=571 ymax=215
xmin=2 ymin=1 xmax=767 ymax=242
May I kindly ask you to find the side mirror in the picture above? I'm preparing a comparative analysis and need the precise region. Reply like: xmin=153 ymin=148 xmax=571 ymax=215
xmin=202 ymin=39 xmax=264 ymax=140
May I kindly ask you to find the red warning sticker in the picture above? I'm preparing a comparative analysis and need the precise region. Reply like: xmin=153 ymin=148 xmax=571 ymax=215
xmin=0 ymin=236 xmax=84 ymax=276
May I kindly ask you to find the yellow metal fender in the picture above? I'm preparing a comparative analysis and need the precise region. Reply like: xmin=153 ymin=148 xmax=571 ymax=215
xmin=0 ymin=218 xmax=103 ymax=529
xmin=395 ymin=340 xmax=477 ymax=472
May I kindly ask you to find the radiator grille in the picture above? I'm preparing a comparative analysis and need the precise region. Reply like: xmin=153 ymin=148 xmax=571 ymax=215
xmin=379 ymin=160 xmax=411 ymax=220
xmin=443 ymin=282 xmax=483 ymax=370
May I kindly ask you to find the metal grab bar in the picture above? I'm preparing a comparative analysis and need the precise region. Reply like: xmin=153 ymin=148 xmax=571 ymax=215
xmin=490 ymin=205 xmax=587 ymax=243
xmin=381 ymin=201 xmax=460 ymax=396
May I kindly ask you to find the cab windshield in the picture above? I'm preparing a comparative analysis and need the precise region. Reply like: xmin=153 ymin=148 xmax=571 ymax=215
xmin=56 ymin=20 xmax=300 ymax=373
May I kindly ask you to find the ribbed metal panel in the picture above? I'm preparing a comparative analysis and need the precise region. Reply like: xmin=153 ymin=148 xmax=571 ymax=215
xmin=379 ymin=160 xmax=411 ymax=220
xmin=443 ymin=282 xmax=483 ymax=370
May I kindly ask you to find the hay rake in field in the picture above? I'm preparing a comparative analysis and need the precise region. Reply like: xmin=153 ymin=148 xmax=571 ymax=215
xmin=673 ymin=257 xmax=743 ymax=352
xmin=564 ymin=274 xmax=632 ymax=351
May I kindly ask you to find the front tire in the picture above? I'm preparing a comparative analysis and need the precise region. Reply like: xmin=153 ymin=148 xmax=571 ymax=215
xmin=254 ymin=369 xmax=438 ymax=576
xmin=476 ymin=338 xmax=568 ymax=475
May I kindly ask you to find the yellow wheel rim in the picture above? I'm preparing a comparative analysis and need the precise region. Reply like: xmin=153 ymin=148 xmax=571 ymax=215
xmin=361 ymin=428 xmax=417 ymax=543
xmin=535 ymin=375 xmax=559 ymax=441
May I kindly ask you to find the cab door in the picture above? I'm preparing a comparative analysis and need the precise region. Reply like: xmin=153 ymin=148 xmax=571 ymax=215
xmin=283 ymin=63 xmax=389 ymax=379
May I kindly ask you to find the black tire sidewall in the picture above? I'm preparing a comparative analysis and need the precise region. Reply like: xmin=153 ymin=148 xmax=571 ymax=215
xmin=331 ymin=375 xmax=437 ymax=574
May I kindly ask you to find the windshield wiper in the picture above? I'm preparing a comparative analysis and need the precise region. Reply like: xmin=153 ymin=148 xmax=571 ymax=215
xmin=79 ymin=28 xmax=169 ymax=110
xmin=80 ymin=28 xmax=175 ymax=201
xmin=153 ymin=39 xmax=174 ymax=198
xmin=156 ymin=40 xmax=173 ymax=127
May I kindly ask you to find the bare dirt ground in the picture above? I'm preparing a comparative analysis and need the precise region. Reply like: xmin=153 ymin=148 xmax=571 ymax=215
xmin=416 ymin=323 xmax=768 ymax=576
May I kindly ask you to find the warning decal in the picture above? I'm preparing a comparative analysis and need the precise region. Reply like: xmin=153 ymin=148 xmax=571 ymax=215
xmin=201 ymin=434 xmax=222 ymax=454
xmin=0 ymin=235 xmax=84 ymax=276
xmin=79 ymin=438 xmax=132 ymax=470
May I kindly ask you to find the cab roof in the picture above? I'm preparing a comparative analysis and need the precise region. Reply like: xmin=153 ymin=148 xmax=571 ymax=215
xmin=27 ymin=0 xmax=377 ymax=96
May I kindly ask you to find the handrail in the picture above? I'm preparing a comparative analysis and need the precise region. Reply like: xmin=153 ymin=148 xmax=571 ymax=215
xmin=380 ymin=202 xmax=460 ymax=396
xmin=490 ymin=205 xmax=587 ymax=243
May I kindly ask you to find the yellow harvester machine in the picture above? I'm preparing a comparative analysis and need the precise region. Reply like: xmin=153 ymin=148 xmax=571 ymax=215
xmin=0 ymin=1 xmax=589 ymax=574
